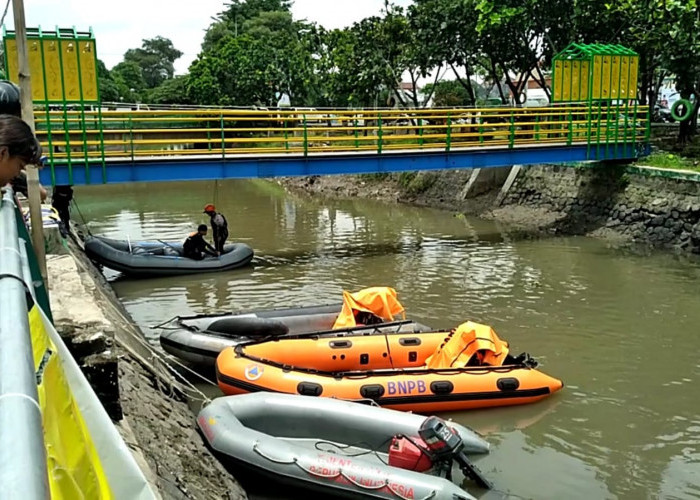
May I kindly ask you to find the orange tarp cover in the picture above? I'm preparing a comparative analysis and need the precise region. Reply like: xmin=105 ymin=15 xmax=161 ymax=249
xmin=332 ymin=287 xmax=406 ymax=329
xmin=425 ymin=321 xmax=510 ymax=368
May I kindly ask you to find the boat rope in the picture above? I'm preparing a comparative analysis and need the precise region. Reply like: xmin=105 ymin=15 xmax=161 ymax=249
xmin=252 ymin=442 xmax=437 ymax=500
xmin=71 ymin=196 xmax=94 ymax=237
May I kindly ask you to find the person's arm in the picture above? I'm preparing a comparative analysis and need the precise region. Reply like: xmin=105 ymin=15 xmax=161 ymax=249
xmin=205 ymin=242 xmax=218 ymax=256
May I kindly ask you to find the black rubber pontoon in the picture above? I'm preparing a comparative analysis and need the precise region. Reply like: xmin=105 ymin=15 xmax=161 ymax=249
xmin=85 ymin=235 xmax=254 ymax=277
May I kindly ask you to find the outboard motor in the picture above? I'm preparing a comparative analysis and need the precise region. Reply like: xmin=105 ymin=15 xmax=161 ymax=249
xmin=388 ymin=416 xmax=493 ymax=490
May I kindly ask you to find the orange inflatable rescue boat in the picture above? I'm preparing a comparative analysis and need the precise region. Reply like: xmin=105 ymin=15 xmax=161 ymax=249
xmin=216 ymin=320 xmax=563 ymax=413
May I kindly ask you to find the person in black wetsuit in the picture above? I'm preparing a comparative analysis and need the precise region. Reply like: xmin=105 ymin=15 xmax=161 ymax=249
xmin=52 ymin=184 xmax=73 ymax=236
xmin=183 ymin=224 xmax=218 ymax=260
xmin=203 ymin=203 xmax=229 ymax=254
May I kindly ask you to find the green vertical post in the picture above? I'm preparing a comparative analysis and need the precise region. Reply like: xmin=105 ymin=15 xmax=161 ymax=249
xmin=604 ymin=53 xmax=614 ymax=160
xmin=567 ymin=110 xmax=573 ymax=145
xmin=446 ymin=114 xmax=452 ymax=151
xmin=55 ymin=27 xmax=73 ymax=184
xmin=586 ymin=57 xmax=595 ymax=160
xmin=377 ymin=113 xmax=383 ymax=154
xmin=37 ymin=28 xmax=56 ymax=186
xmin=535 ymin=114 xmax=540 ymax=142
xmin=303 ymin=115 xmax=308 ymax=156
xmin=220 ymin=114 xmax=226 ymax=159
xmin=72 ymin=29 xmax=90 ymax=184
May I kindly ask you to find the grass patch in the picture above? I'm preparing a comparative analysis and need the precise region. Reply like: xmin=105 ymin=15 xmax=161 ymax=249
xmin=638 ymin=152 xmax=700 ymax=172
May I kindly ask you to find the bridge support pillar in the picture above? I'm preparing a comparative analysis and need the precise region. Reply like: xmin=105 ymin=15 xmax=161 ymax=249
xmin=496 ymin=165 xmax=524 ymax=206
xmin=458 ymin=168 xmax=482 ymax=200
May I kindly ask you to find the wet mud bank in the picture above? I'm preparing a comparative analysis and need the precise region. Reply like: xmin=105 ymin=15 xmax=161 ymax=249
xmin=279 ymin=164 xmax=700 ymax=254
xmin=47 ymin=243 xmax=247 ymax=500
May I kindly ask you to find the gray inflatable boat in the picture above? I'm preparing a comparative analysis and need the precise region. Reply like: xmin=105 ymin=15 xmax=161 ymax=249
xmin=84 ymin=235 xmax=254 ymax=277
xmin=159 ymin=303 xmax=432 ymax=366
xmin=198 ymin=393 xmax=491 ymax=500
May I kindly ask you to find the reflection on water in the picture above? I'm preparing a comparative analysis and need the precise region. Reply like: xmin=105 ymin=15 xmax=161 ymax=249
xmin=75 ymin=180 xmax=700 ymax=500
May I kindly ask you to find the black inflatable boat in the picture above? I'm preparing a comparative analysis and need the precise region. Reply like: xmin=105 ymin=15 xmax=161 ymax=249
xmin=84 ymin=235 xmax=254 ymax=277
xmin=159 ymin=303 xmax=432 ymax=366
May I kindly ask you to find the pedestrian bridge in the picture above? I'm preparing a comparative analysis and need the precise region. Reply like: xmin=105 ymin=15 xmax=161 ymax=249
xmin=34 ymin=105 xmax=650 ymax=186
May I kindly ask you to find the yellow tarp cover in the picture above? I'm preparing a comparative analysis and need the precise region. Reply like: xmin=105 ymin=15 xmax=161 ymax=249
xmin=332 ymin=286 xmax=406 ymax=329
xmin=425 ymin=321 xmax=510 ymax=369
xmin=29 ymin=305 xmax=114 ymax=499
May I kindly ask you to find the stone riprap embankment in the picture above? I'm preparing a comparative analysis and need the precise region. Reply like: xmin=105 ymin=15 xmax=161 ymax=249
xmin=496 ymin=164 xmax=700 ymax=253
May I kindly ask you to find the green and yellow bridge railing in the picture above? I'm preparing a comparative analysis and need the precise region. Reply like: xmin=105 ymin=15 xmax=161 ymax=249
xmin=33 ymin=104 xmax=650 ymax=185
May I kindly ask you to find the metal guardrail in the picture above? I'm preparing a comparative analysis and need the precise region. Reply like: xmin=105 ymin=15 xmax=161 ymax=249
xmin=0 ymin=187 xmax=48 ymax=499
xmin=32 ymin=104 xmax=650 ymax=185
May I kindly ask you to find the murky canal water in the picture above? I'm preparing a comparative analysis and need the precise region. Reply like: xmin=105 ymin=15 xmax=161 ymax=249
xmin=75 ymin=179 xmax=700 ymax=500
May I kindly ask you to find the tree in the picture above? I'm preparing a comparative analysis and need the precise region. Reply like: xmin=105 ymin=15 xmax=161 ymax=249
xmin=408 ymin=0 xmax=483 ymax=105
xmin=189 ymin=5 xmax=322 ymax=107
xmin=124 ymin=36 xmax=183 ymax=88
xmin=111 ymin=60 xmax=147 ymax=102
xmin=96 ymin=60 xmax=120 ymax=102
xmin=147 ymin=76 xmax=192 ymax=105
xmin=202 ymin=0 xmax=293 ymax=51
xmin=423 ymin=79 xmax=486 ymax=107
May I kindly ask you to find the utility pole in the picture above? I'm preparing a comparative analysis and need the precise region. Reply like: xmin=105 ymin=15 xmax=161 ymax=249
xmin=11 ymin=0 xmax=48 ymax=284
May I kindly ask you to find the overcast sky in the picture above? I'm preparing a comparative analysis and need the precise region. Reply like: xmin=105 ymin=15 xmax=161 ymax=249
xmin=3 ymin=0 xmax=411 ymax=74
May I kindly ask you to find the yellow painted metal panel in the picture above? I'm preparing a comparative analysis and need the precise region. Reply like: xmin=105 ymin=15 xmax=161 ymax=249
xmin=580 ymin=61 xmax=590 ymax=100
xmin=562 ymin=60 xmax=571 ymax=101
xmin=43 ymin=40 xmax=64 ymax=101
xmin=78 ymin=40 xmax=99 ymax=101
xmin=571 ymin=61 xmax=581 ymax=101
xmin=601 ymin=56 xmax=612 ymax=99
xmin=611 ymin=56 xmax=620 ymax=99
xmin=628 ymin=57 xmax=639 ymax=100
xmin=5 ymin=38 xmax=19 ymax=86
xmin=592 ymin=56 xmax=602 ymax=100
xmin=60 ymin=40 xmax=81 ymax=101
xmin=619 ymin=57 xmax=630 ymax=99
xmin=553 ymin=60 xmax=563 ymax=101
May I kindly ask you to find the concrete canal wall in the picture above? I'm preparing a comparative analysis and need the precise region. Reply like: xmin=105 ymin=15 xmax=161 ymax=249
xmin=46 ymin=243 xmax=247 ymax=500
xmin=281 ymin=163 xmax=700 ymax=254
xmin=494 ymin=164 xmax=700 ymax=253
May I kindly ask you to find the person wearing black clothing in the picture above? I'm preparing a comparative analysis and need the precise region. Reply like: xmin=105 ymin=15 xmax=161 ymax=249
xmin=52 ymin=184 xmax=73 ymax=235
xmin=183 ymin=224 xmax=218 ymax=260
xmin=203 ymin=203 xmax=229 ymax=253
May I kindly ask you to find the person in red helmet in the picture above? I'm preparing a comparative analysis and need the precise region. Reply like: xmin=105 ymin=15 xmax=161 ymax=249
xmin=203 ymin=203 xmax=229 ymax=254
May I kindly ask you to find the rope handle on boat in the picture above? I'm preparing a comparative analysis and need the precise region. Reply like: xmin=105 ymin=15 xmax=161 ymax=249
xmin=253 ymin=442 xmax=437 ymax=500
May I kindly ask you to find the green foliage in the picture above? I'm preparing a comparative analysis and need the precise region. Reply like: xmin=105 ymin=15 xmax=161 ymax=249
xmin=124 ymin=36 xmax=183 ymax=89
xmin=397 ymin=171 xmax=437 ymax=195
xmin=96 ymin=60 xmax=120 ymax=102
xmin=423 ymin=80 xmax=486 ymax=107
xmin=640 ymin=152 xmax=700 ymax=172
xmin=146 ymin=76 xmax=191 ymax=105
xmin=189 ymin=4 xmax=322 ymax=107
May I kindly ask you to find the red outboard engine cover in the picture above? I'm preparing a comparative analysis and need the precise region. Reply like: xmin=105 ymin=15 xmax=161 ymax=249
xmin=388 ymin=435 xmax=434 ymax=472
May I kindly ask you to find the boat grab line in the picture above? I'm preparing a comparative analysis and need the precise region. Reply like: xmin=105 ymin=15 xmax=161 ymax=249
xmin=253 ymin=441 xmax=437 ymax=500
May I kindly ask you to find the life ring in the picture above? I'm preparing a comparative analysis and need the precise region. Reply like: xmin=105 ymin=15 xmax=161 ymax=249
xmin=671 ymin=99 xmax=693 ymax=121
